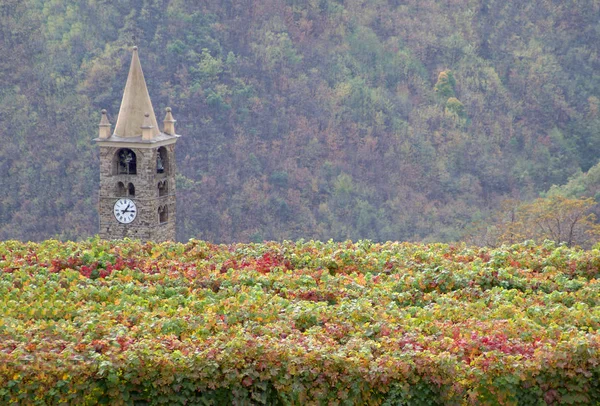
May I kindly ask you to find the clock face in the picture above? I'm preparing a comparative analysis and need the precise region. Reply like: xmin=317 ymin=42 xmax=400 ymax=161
xmin=113 ymin=199 xmax=137 ymax=224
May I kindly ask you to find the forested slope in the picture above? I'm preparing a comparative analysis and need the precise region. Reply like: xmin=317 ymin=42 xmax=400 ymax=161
xmin=1 ymin=0 xmax=599 ymax=242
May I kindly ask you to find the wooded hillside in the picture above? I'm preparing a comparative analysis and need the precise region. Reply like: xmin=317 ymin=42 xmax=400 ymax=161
xmin=1 ymin=0 xmax=599 ymax=242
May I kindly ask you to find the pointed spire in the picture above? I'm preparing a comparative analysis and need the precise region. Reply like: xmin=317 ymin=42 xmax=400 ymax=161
xmin=141 ymin=112 xmax=155 ymax=140
xmin=98 ymin=109 xmax=111 ymax=139
xmin=163 ymin=107 xmax=176 ymax=135
xmin=113 ymin=46 xmax=160 ymax=138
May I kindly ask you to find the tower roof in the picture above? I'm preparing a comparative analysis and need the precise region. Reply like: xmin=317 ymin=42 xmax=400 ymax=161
xmin=113 ymin=47 xmax=160 ymax=138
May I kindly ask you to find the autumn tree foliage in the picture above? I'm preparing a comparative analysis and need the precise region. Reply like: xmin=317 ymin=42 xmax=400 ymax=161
xmin=434 ymin=70 xmax=456 ymax=99
xmin=471 ymin=196 xmax=600 ymax=248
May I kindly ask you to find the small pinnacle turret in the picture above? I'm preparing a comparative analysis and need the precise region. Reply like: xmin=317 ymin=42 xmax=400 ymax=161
xmin=98 ymin=109 xmax=111 ymax=139
xmin=141 ymin=112 xmax=154 ymax=141
xmin=163 ymin=107 xmax=176 ymax=135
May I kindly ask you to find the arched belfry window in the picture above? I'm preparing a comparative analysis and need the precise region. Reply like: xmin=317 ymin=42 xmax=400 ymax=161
xmin=116 ymin=182 xmax=126 ymax=196
xmin=158 ymin=180 xmax=168 ymax=197
xmin=117 ymin=181 xmax=135 ymax=196
xmin=157 ymin=147 xmax=168 ymax=174
xmin=115 ymin=148 xmax=137 ymax=175
xmin=159 ymin=205 xmax=168 ymax=223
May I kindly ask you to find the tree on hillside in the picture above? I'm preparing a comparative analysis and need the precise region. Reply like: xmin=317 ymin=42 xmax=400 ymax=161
xmin=468 ymin=196 xmax=600 ymax=248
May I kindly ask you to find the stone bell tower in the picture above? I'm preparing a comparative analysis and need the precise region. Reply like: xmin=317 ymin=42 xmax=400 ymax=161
xmin=95 ymin=46 xmax=180 ymax=242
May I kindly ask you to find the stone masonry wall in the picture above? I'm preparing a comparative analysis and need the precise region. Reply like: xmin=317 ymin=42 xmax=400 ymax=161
xmin=98 ymin=142 xmax=177 ymax=242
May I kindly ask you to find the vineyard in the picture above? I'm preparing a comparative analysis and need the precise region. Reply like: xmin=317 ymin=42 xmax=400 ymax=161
xmin=1 ymin=238 xmax=600 ymax=405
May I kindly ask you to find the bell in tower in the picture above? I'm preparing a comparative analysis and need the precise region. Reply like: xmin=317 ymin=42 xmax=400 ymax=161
xmin=95 ymin=46 xmax=180 ymax=242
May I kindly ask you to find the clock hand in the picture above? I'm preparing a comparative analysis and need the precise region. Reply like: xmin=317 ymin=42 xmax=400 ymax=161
xmin=120 ymin=203 xmax=134 ymax=214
